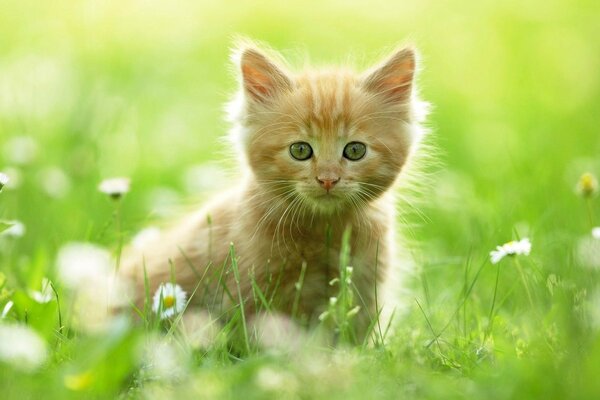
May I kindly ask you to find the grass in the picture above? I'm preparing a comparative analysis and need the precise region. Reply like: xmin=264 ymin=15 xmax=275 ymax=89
xmin=1 ymin=0 xmax=600 ymax=398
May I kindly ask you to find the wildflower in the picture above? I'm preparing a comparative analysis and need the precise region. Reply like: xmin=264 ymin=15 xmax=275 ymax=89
xmin=152 ymin=283 xmax=187 ymax=320
xmin=0 ymin=220 xmax=25 ymax=238
xmin=593 ymin=227 xmax=600 ymax=240
xmin=1 ymin=300 xmax=14 ymax=319
xmin=0 ymin=324 xmax=47 ymax=372
xmin=0 ymin=172 xmax=8 ymax=192
xmin=490 ymin=238 xmax=532 ymax=264
xmin=29 ymin=278 xmax=54 ymax=304
xmin=329 ymin=297 xmax=338 ymax=306
xmin=577 ymin=172 xmax=598 ymax=197
xmin=98 ymin=177 xmax=130 ymax=199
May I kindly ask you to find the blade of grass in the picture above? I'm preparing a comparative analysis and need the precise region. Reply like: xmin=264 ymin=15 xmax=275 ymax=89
xmin=229 ymin=243 xmax=250 ymax=354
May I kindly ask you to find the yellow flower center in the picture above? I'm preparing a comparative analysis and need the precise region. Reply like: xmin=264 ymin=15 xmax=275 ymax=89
xmin=578 ymin=172 xmax=598 ymax=197
xmin=163 ymin=295 xmax=175 ymax=309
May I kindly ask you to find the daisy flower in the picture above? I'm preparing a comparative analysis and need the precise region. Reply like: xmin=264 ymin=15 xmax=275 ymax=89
xmin=593 ymin=227 xmax=600 ymax=240
xmin=0 ymin=172 xmax=9 ymax=191
xmin=98 ymin=177 xmax=130 ymax=199
xmin=490 ymin=238 xmax=532 ymax=264
xmin=152 ymin=283 xmax=187 ymax=320
xmin=576 ymin=172 xmax=598 ymax=197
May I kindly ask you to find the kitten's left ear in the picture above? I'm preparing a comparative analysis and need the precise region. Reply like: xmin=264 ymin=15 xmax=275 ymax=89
xmin=362 ymin=47 xmax=417 ymax=104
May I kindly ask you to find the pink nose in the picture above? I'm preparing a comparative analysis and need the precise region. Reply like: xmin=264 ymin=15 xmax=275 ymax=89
xmin=316 ymin=177 xmax=340 ymax=191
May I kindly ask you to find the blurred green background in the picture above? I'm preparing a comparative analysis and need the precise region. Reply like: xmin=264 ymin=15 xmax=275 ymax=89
xmin=1 ymin=0 xmax=600 ymax=398
xmin=1 ymin=0 xmax=599 ymax=248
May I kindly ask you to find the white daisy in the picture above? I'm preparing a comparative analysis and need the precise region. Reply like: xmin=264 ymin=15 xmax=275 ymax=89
xmin=593 ymin=227 xmax=600 ymax=240
xmin=29 ymin=278 xmax=54 ymax=304
xmin=98 ymin=177 xmax=130 ymax=199
xmin=0 ymin=172 xmax=9 ymax=191
xmin=152 ymin=283 xmax=187 ymax=320
xmin=490 ymin=238 xmax=532 ymax=264
xmin=0 ymin=324 xmax=47 ymax=372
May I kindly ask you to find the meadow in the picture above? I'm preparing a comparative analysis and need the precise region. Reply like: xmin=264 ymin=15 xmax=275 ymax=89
xmin=1 ymin=0 xmax=600 ymax=398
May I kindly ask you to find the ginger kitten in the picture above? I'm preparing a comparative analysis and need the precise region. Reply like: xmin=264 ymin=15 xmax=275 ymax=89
xmin=121 ymin=41 xmax=428 ymax=342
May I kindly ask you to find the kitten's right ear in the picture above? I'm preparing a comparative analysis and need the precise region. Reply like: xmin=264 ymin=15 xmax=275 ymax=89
xmin=234 ymin=45 xmax=293 ymax=104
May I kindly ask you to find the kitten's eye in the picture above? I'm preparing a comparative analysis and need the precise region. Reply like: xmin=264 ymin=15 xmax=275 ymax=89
xmin=343 ymin=142 xmax=367 ymax=161
xmin=289 ymin=142 xmax=313 ymax=161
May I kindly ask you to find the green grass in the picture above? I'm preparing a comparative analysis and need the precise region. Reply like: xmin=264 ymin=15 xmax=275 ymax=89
xmin=2 ymin=0 xmax=600 ymax=398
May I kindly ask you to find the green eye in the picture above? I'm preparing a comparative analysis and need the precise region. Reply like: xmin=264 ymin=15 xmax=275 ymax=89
xmin=290 ymin=142 xmax=313 ymax=161
xmin=343 ymin=142 xmax=367 ymax=161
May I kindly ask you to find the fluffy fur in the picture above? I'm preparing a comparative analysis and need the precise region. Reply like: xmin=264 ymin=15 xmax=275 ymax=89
xmin=120 ymin=40 xmax=429 ymax=340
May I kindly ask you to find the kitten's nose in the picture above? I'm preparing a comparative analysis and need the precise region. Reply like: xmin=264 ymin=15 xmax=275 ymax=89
xmin=316 ymin=176 xmax=340 ymax=191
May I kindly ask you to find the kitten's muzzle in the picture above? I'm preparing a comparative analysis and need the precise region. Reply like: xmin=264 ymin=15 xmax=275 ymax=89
xmin=316 ymin=176 xmax=340 ymax=192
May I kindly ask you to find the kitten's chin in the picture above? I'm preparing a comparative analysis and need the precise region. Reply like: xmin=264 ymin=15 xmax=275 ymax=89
xmin=298 ymin=191 xmax=354 ymax=215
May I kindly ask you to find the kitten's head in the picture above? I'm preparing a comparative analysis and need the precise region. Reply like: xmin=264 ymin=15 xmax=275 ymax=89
xmin=228 ymin=41 xmax=427 ymax=215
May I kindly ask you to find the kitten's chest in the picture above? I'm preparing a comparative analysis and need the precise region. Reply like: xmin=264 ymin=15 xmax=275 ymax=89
xmin=254 ymin=227 xmax=377 ymax=320
xmin=260 ymin=225 xmax=372 ymax=284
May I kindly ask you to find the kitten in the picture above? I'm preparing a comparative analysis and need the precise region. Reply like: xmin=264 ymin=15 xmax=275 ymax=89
xmin=120 ymin=40 xmax=428 ymax=342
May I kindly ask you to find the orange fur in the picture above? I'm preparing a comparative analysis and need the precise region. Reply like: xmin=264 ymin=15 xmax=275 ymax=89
xmin=120 ymin=40 xmax=429 ymax=339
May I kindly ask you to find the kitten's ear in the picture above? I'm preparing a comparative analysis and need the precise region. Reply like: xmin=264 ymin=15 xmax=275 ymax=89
xmin=235 ymin=46 xmax=293 ymax=103
xmin=362 ymin=47 xmax=416 ymax=104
